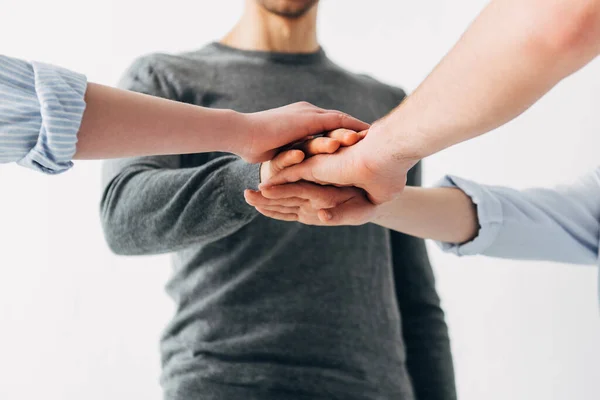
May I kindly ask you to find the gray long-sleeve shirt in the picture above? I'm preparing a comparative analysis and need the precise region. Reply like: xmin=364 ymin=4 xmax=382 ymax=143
xmin=101 ymin=43 xmax=455 ymax=400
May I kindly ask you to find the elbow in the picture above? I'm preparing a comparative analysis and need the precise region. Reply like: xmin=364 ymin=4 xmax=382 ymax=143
xmin=100 ymin=188 xmax=140 ymax=256
xmin=526 ymin=0 xmax=600 ymax=59
xmin=104 ymin=237 xmax=130 ymax=256
xmin=100 ymin=212 xmax=136 ymax=256
xmin=102 ymin=231 xmax=130 ymax=256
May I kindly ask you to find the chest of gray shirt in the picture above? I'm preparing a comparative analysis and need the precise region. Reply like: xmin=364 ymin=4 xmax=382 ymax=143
xmin=102 ymin=43 xmax=433 ymax=400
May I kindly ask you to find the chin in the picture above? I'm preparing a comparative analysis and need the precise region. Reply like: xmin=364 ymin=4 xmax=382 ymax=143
xmin=257 ymin=0 xmax=319 ymax=19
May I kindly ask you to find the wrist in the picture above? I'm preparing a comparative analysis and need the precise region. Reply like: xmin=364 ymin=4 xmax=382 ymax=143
xmin=375 ymin=113 xmax=429 ymax=161
xmin=216 ymin=109 xmax=248 ymax=155
xmin=369 ymin=188 xmax=413 ymax=225
xmin=367 ymin=204 xmax=385 ymax=225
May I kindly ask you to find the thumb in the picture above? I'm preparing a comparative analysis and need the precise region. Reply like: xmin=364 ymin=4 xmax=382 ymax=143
xmin=261 ymin=157 xmax=318 ymax=188
xmin=270 ymin=149 xmax=305 ymax=174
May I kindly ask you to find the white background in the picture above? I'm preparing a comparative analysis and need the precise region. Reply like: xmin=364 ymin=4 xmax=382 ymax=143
xmin=1 ymin=1 xmax=599 ymax=399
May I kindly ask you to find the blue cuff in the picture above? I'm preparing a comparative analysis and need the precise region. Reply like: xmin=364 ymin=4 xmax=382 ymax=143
xmin=434 ymin=175 xmax=504 ymax=256
xmin=17 ymin=61 xmax=87 ymax=174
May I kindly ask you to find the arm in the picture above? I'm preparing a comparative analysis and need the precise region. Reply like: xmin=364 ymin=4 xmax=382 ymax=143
xmin=379 ymin=0 xmax=600 ymax=159
xmin=0 ymin=54 xmax=368 ymax=174
xmin=76 ymin=85 xmax=367 ymax=163
xmin=263 ymin=0 xmax=600 ymax=203
xmin=102 ymin=147 xmax=351 ymax=256
xmin=101 ymin=56 xmax=364 ymax=255
xmin=390 ymin=165 xmax=457 ymax=400
xmin=99 ymin=56 xmax=258 ymax=255
xmin=392 ymin=232 xmax=456 ymax=400
xmin=384 ymin=173 xmax=600 ymax=265
xmin=372 ymin=186 xmax=480 ymax=245
xmin=102 ymin=154 xmax=262 ymax=255
xmin=75 ymin=83 xmax=246 ymax=160
xmin=0 ymin=55 xmax=86 ymax=174
xmin=252 ymin=168 xmax=600 ymax=265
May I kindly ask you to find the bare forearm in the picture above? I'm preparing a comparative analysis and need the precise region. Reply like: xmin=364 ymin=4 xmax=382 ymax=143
xmin=380 ymin=0 xmax=600 ymax=158
xmin=373 ymin=187 xmax=478 ymax=244
xmin=74 ymin=83 xmax=242 ymax=159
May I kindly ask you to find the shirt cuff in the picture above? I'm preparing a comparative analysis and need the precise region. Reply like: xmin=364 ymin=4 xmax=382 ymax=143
xmin=434 ymin=175 xmax=504 ymax=256
xmin=224 ymin=159 xmax=261 ymax=216
xmin=17 ymin=61 xmax=87 ymax=174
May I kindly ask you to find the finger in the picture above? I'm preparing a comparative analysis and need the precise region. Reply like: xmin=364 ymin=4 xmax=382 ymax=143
xmin=244 ymin=190 xmax=306 ymax=208
xmin=326 ymin=128 xmax=361 ymax=147
xmin=299 ymin=137 xmax=340 ymax=157
xmin=270 ymin=149 xmax=305 ymax=174
xmin=260 ymin=159 xmax=317 ymax=188
xmin=255 ymin=207 xmax=298 ymax=222
xmin=319 ymin=111 xmax=370 ymax=133
xmin=260 ymin=182 xmax=313 ymax=199
xmin=262 ymin=182 xmax=362 ymax=209
xmin=317 ymin=196 xmax=375 ymax=226
xmin=256 ymin=205 xmax=301 ymax=214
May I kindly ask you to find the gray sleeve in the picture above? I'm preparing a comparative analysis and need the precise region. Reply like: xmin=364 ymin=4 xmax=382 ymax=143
xmin=391 ymin=231 xmax=457 ymax=400
xmin=391 ymin=164 xmax=457 ymax=400
xmin=100 ymin=56 xmax=260 ymax=256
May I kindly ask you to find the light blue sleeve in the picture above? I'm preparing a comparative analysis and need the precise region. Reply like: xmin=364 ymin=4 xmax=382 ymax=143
xmin=436 ymin=168 xmax=600 ymax=266
xmin=0 ymin=55 xmax=87 ymax=174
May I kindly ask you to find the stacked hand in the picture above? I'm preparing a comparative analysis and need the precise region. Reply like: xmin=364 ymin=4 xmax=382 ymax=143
xmin=258 ymin=128 xmax=365 ymax=184
xmin=259 ymin=120 xmax=420 ymax=203
xmin=246 ymin=182 xmax=376 ymax=225
xmin=245 ymin=120 xmax=421 ymax=226
xmin=238 ymin=102 xmax=371 ymax=163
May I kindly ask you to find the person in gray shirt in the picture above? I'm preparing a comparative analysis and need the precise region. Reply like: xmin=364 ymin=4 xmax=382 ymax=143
xmin=100 ymin=1 xmax=456 ymax=399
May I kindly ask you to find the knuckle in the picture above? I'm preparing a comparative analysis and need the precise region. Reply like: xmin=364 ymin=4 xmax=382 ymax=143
xmin=337 ymin=112 xmax=350 ymax=123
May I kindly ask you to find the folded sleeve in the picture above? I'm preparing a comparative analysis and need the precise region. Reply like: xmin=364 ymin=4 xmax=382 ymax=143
xmin=435 ymin=171 xmax=600 ymax=265
xmin=435 ymin=175 xmax=504 ymax=256
xmin=0 ymin=55 xmax=87 ymax=174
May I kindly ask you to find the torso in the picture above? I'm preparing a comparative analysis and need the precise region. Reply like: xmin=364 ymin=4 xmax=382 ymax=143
xmin=143 ymin=44 xmax=425 ymax=400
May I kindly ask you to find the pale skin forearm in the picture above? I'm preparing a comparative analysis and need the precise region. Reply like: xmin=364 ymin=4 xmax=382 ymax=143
xmin=260 ymin=0 xmax=600 ymax=207
xmin=373 ymin=187 xmax=479 ymax=244
xmin=248 ymin=182 xmax=480 ymax=243
xmin=379 ymin=0 xmax=600 ymax=159
xmin=73 ymin=84 xmax=369 ymax=163
xmin=370 ymin=0 xmax=600 ymax=238
xmin=74 ymin=83 xmax=241 ymax=160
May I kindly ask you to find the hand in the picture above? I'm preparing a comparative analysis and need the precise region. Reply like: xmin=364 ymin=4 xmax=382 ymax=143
xmin=260 ymin=121 xmax=421 ymax=204
xmin=260 ymin=128 xmax=364 ymax=184
xmin=245 ymin=182 xmax=376 ymax=225
xmin=236 ymin=102 xmax=370 ymax=163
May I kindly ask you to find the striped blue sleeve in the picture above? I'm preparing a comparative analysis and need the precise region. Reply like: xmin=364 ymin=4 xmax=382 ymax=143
xmin=435 ymin=172 xmax=600 ymax=265
xmin=0 ymin=55 xmax=87 ymax=174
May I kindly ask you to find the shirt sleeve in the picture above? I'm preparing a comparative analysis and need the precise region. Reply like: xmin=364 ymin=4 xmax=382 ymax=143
xmin=435 ymin=169 xmax=600 ymax=265
xmin=100 ymin=55 xmax=261 ymax=256
xmin=0 ymin=55 xmax=87 ymax=174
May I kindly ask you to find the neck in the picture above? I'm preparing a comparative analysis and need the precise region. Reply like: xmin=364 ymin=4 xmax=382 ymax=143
xmin=222 ymin=0 xmax=319 ymax=53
